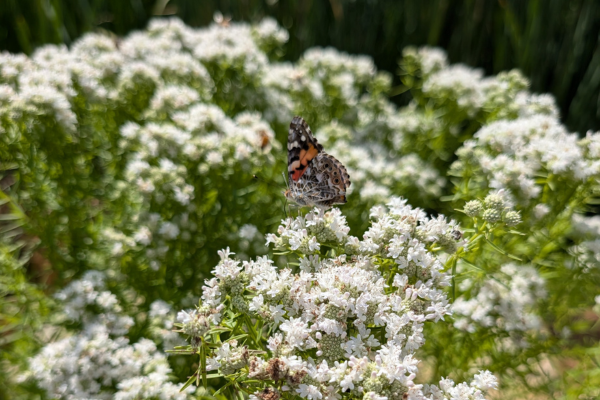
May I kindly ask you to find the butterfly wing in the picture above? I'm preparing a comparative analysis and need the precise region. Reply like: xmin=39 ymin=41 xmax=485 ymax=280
xmin=288 ymin=116 xmax=323 ymax=182
xmin=293 ymin=152 xmax=351 ymax=207
xmin=286 ymin=117 xmax=351 ymax=209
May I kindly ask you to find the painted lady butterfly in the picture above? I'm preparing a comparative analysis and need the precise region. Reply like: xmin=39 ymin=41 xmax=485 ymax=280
xmin=284 ymin=116 xmax=351 ymax=209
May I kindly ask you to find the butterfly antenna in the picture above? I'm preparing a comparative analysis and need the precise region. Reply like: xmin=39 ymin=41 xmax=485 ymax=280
xmin=281 ymin=171 xmax=290 ymax=190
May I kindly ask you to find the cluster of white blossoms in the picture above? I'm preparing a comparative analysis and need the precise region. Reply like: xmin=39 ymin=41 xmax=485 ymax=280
xmin=326 ymin=133 xmax=446 ymax=202
xmin=420 ymin=44 xmax=600 ymax=209
xmin=452 ymin=263 xmax=546 ymax=336
xmin=422 ymin=64 xmax=487 ymax=116
xmin=108 ymin=107 xmax=278 ymax=270
xmin=26 ymin=272 xmax=192 ymax=399
xmin=28 ymin=329 xmax=191 ymax=400
xmin=266 ymin=207 xmax=351 ymax=254
xmin=176 ymin=199 xmax=496 ymax=399
xmin=359 ymin=197 xmax=464 ymax=256
xmin=8 ymin=12 xmax=600 ymax=398
xmin=53 ymin=270 xmax=134 ymax=335
xmin=569 ymin=214 xmax=600 ymax=272
xmin=458 ymin=115 xmax=600 ymax=203
xmin=390 ymin=46 xmax=574 ymax=180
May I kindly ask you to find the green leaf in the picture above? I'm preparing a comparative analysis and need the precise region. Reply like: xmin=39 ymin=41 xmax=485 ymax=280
xmin=208 ymin=326 xmax=231 ymax=334
xmin=227 ymin=333 xmax=249 ymax=342
xmin=485 ymin=237 xmax=508 ymax=256
xmin=460 ymin=259 xmax=486 ymax=273
xmin=0 ymin=213 xmax=23 ymax=221
xmin=213 ymin=379 xmax=236 ymax=396
xmin=180 ymin=372 xmax=198 ymax=392
xmin=166 ymin=349 xmax=195 ymax=355
xmin=508 ymin=229 xmax=526 ymax=236
xmin=244 ymin=315 xmax=260 ymax=346
xmin=200 ymin=341 xmax=207 ymax=388
xmin=507 ymin=253 xmax=523 ymax=262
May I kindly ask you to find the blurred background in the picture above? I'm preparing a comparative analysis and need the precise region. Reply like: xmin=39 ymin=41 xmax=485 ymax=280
xmin=1 ymin=0 xmax=599 ymax=134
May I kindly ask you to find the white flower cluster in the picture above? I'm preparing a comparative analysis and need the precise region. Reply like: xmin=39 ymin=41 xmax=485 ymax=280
xmin=29 ymin=328 xmax=192 ymax=400
xmin=391 ymin=46 xmax=570 ymax=179
xmin=401 ymin=47 xmax=448 ymax=76
xmin=54 ymin=270 xmax=134 ymax=335
xmin=176 ymin=199 xmax=496 ymax=399
xmin=401 ymin=46 xmax=536 ymax=119
xmin=0 ymin=50 xmax=77 ymax=132
xmin=462 ymin=115 xmax=599 ymax=203
xmin=405 ymin=46 xmax=599 ymax=208
xmin=327 ymin=136 xmax=446 ymax=202
xmin=359 ymin=197 xmax=463 ymax=256
xmin=109 ymin=107 xmax=278 ymax=270
xmin=422 ymin=64 xmax=486 ymax=115
xmin=28 ymin=272 xmax=192 ymax=399
xmin=569 ymin=214 xmax=600 ymax=272
xmin=147 ymin=299 xmax=184 ymax=350
xmin=251 ymin=17 xmax=290 ymax=53
xmin=422 ymin=371 xmax=498 ymax=400
xmin=266 ymin=207 xmax=350 ymax=254
xmin=233 ymin=223 xmax=265 ymax=259
xmin=452 ymin=263 xmax=546 ymax=337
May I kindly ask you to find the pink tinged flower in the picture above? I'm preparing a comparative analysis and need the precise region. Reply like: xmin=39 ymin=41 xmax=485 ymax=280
xmin=265 ymin=233 xmax=278 ymax=246
xmin=296 ymin=384 xmax=323 ymax=399
xmin=249 ymin=294 xmax=264 ymax=312
xmin=269 ymin=304 xmax=286 ymax=324
xmin=339 ymin=374 xmax=355 ymax=392
xmin=217 ymin=247 xmax=235 ymax=260
xmin=176 ymin=309 xmax=195 ymax=324
xmin=308 ymin=236 xmax=321 ymax=252
xmin=393 ymin=273 xmax=408 ymax=288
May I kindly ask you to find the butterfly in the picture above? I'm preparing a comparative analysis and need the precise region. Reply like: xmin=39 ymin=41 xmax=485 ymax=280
xmin=284 ymin=116 xmax=351 ymax=209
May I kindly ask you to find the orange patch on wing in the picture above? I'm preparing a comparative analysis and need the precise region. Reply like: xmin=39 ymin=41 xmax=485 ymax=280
xmin=291 ymin=146 xmax=319 ymax=181
xmin=291 ymin=167 xmax=307 ymax=181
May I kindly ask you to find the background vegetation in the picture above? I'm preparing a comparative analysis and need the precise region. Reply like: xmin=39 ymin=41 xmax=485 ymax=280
xmin=1 ymin=0 xmax=599 ymax=134
xmin=2 ymin=2 xmax=600 ymax=400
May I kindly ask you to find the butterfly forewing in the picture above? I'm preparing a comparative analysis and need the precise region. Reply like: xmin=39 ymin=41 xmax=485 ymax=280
xmin=287 ymin=116 xmax=323 ymax=182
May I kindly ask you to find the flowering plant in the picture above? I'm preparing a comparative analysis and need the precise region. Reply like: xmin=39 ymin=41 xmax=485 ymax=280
xmin=173 ymin=201 xmax=498 ymax=400
xmin=1 ymin=14 xmax=600 ymax=400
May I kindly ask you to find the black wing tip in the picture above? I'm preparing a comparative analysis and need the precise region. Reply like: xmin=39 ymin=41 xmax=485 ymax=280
xmin=291 ymin=116 xmax=306 ymax=125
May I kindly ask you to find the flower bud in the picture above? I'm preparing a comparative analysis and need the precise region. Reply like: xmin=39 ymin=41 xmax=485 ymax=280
xmin=483 ymin=194 xmax=504 ymax=211
xmin=464 ymin=200 xmax=483 ymax=217
xmin=183 ymin=313 xmax=210 ymax=338
xmin=482 ymin=208 xmax=501 ymax=223
xmin=504 ymin=211 xmax=521 ymax=227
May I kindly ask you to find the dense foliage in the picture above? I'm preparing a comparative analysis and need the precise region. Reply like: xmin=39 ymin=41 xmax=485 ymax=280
xmin=2 ymin=1 xmax=600 ymax=135
xmin=1 ymin=16 xmax=600 ymax=399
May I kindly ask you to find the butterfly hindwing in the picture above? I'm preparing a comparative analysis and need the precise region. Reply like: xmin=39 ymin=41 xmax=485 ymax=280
xmin=311 ymin=153 xmax=351 ymax=205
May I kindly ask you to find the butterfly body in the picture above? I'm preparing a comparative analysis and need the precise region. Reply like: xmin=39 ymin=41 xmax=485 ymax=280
xmin=285 ymin=117 xmax=350 ymax=209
